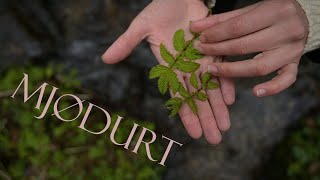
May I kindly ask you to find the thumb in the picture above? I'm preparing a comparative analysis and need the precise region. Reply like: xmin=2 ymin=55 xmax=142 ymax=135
xmin=102 ymin=19 xmax=147 ymax=64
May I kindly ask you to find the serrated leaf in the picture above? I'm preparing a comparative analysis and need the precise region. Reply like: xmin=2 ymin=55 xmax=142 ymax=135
xmin=190 ymin=72 xmax=198 ymax=89
xmin=149 ymin=65 xmax=170 ymax=79
xmin=185 ymin=45 xmax=204 ymax=61
xmin=187 ymin=99 xmax=198 ymax=114
xmin=169 ymin=108 xmax=180 ymax=117
xmin=165 ymin=97 xmax=183 ymax=106
xmin=158 ymin=76 xmax=168 ymax=95
xmin=165 ymin=97 xmax=183 ymax=117
xmin=167 ymin=71 xmax=180 ymax=95
xmin=207 ymin=82 xmax=219 ymax=90
xmin=174 ymin=60 xmax=200 ymax=73
xmin=201 ymin=72 xmax=212 ymax=84
xmin=197 ymin=92 xmax=208 ymax=101
xmin=173 ymin=29 xmax=185 ymax=52
xmin=160 ymin=43 xmax=175 ymax=66
xmin=179 ymin=85 xmax=190 ymax=98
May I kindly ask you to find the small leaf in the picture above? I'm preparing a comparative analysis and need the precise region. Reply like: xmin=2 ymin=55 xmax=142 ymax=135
xmin=185 ymin=45 xmax=204 ymax=61
xmin=174 ymin=60 xmax=200 ymax=73
xmin=173 ymin=29 xmax=186 ymax=52
xmin=190 ymin=72 xmax=198 ymax=89
xmin=179 ymin=85 xmax=190 ymax=98
xmin=169 ymin=108 xmax=180 ymax=117
xmin=149 ymin=65 xmax=170 ymax=79
xmin=207 ymin=82 xmax=219 ymax=90
xmin=158 ymin=76 xmax=168 ymax=94
xmin=165 ymin=97 xmax=183 ymax=117
xmin=160 ymin=44 xmax=175 ymax=66
xmin=187 ymin=99 xmax=198 ymax=114
xmin=165 ymin=97 xmax=183 ymax=106
xmin=201 ymin=72 xmax=212 ymax=84
xmin=167 ymin=71 xmax=180 ymax=95
xmin=197 ymin=92 xmax=208 ymax=101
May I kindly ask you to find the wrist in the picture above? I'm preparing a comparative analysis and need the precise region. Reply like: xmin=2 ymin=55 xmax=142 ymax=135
xmin=295 ymin=0 xmax=320 ymax=53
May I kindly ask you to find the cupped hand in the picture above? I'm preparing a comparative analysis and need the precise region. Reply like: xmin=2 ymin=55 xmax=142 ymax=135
xmin=102 ymin=0 xmax=235 ymax=144
xmin=191 ymin=0 xmax=309 ymax=97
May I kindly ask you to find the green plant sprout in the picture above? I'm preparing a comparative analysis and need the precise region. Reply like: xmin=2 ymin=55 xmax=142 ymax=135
xmin=149 ymin=17 xmax=219 ymax=117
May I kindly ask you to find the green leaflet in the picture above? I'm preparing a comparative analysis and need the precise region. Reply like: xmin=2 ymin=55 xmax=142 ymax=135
xmin=158 ymin=76 xmax=168 ymax=95
xmin=179 ymin=85 xmax=190 ymax=98
xmin=207 ymin=81 xmax=219 ymax=90
xmin=185 ymin=44 xmax=204 ymax=61
xmin=187 ymin=99 xmax=198 ymax=114
xmin=174 ymin=60 xmax=200 ymax=73
xmin=173 ymin=29 xmax=186 ymax=52
xmin=165 ymin=97 xmax=183 ymax=117
xmin=197 ymin=92 xmax=208 ymax=101
xmin=190 ymin=72 xmax=198 ymax=89
xmin=201 ymin=72 xmax=212 ymax=84
xmin=168 ymin=74 xmax=180 ymax=95
xmin=148 ymin=19 xmax=218 ymax=117
xmin=149 ymin=65 xmax=170 ymax=79
xmin=160 ymin=44 xmax=175 ymax=66
xmin=152 ymin=66 xmax=180 ymax=95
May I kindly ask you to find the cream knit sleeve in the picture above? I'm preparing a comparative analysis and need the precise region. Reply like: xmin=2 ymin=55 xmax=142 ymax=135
xmin=295 ymin=0 xmax=320 ymax=53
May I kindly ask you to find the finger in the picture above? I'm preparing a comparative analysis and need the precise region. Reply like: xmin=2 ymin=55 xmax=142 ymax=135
xmin=199 ymin=1 xmax=276 ymax=43
xmin=102 ymin=19 xmax=148 ymax=64
xmin=253 ymin=63 xmax=298 ymax=97
xmin=190 ymin=2 xmax=262 ymax=33
xmin=207 ymin=47 xmax=299 ymax=77
xmin=185 ymin=73 xmax=222 ymax=144
xmin=205 ymin=77 xmax=231 ymax=133
xmin=219 ymin=77 xmax=235 ymax=105
xmin=172 ymin=76 xmax=203 ymax=139
xmin=197 ymin=25 xmax=287 ymax=56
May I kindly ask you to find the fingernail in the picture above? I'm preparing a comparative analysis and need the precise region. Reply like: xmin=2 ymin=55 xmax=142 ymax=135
xmin=208 ymin=65 xmax=218 ymax=74
xmin=256 ymin=89 xmax=267 ymax=97
xmin=199 ymin=35 xmax=206 ymax=43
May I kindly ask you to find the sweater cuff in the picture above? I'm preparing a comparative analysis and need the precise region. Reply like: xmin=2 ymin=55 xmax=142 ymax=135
xmin=295 ymin=0 xmax=320 ymax=53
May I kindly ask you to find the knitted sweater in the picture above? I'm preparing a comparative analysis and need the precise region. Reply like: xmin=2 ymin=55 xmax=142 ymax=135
xmin=205 ymin=0 xmax=320 ymax=54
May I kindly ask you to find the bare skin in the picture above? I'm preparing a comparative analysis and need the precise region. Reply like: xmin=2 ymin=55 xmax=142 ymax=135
xmin=102 ymin=0 xmax=235 ymax=144
xmin=191 ymin=0 xmax=309 ymax=97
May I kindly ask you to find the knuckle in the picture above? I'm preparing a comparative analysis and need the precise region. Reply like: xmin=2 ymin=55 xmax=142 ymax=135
xmin=216 ymin=65 xmax=229 ymax=76
xmin=205 ymin=45 xmax=217 ymax=55
xmin=291 ymin=24 xmax=308 ymax=40
xmin=232 ymin=40 xmax=249 ymax=54
xmin=229 ymin=19 xmax=246 ymax=36
xmin=255 ymin=63 xmax=270 ymax=76
xmin=281 ymin=0 xmax=299 ymax=15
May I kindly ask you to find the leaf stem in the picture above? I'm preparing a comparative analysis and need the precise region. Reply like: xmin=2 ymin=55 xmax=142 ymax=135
xmin=181 ymin=76 xmax=213 ymax=103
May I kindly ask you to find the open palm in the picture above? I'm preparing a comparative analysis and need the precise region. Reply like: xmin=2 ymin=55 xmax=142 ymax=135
xmin=102 ymin=0 xmax=235 ymax=144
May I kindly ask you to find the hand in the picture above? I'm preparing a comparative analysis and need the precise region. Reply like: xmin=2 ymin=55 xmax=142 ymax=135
xmin=101 ymin=0 xmax=235 ymax=144
xmin=191 ymin=0 xmax=309 ymax=97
